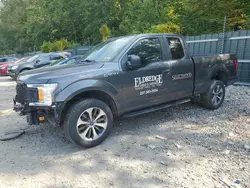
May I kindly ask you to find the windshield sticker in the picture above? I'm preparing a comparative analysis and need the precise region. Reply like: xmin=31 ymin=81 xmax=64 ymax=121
xmin=172 ymin=73 xmax=192 ymax=81
xmin=135 ymin=74 xmax=163 ymax=90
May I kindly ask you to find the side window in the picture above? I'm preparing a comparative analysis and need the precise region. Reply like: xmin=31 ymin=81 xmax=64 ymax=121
xmin=167 ymin=37 xmax=184 ymax=60
xmin=51 ymin=54 xmax=64 ymax=60
xmin=0 ymin=58 xmax=7 ymax=63
xmin=7 ymin=58 xmax=16 ymax=62
xmin=128 ymin=38 xmax=162 ymax=67
xmin=66 ymin=59 xmax=76 ymax=65
xmin=37 ymin=55 xmax=50 ymax=62
xmin=0 ymin=58 xmax=6 ymax=63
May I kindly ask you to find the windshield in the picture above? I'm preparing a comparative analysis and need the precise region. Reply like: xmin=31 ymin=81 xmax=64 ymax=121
xmin=82 ymin=36 xmax=134 ymax=62
xmin=27 ymin=55 xmax=39 ymax=63
xmin=14 ymin=57 xmax=30 ymax=64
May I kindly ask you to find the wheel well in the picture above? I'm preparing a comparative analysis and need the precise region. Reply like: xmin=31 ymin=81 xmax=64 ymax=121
xmin=211 ymin=71 xmax=228 ymax=85
xmin=63 ymin=90 xmax=118 ymax=120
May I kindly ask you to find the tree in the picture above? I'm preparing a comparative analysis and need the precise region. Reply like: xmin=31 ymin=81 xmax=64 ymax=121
xmin=100 ymin=24 xmax=111 ymax=41
xmin=0 ymin=0 xmax=249 ymax=54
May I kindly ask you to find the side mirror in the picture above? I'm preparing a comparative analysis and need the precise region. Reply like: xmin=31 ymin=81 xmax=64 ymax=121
xmin=126 ymin=55 xmax=141 ymax=70
xmin=35 ymin=60 xmax=40 ymax=64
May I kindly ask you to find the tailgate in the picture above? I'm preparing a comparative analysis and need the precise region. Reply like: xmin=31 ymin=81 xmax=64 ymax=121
xmin=220 ymin=54 xmax=238 ymax=79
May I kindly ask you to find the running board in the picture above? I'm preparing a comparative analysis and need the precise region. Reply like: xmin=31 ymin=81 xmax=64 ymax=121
xmin=122 ymin=99 xmax=190 ymax=118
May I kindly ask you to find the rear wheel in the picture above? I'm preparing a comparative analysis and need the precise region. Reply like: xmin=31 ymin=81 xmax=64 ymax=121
xmin=201 ymin=80 xmax=225 ymax=109
xmin=64 ymin=99 xmax=113 ymax=148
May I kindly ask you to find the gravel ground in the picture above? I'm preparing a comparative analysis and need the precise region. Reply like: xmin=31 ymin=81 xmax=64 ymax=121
xmin=0 ymin=76 xmax=249 ymax=188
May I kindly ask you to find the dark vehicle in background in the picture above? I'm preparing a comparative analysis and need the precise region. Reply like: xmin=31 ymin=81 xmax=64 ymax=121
xmin=8 ymin=56 xmax=31 ymax=78
xmin=14 ymin=34 xmax=238 ymax=148
xmin=0 ymin=57 xmax=18 ymax=76
xmin=8 ymin=52 xmax=67 ymax=80
xmin=50 ymin=55 xmax=85 ymax=66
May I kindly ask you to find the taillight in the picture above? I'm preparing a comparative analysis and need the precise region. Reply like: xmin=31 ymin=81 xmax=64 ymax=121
xmin=233 ymin=60 xmax=238 ymax=72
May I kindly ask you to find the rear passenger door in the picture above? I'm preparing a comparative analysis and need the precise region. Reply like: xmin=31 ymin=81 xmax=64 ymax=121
xmin=163 ymin=37 xmax=194 ymax=100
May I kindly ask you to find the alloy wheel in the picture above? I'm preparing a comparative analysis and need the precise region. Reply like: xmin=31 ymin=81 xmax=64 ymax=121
xmin=211 ymin=85 xmax=224 ymax=106
xmin=76 ymin=107 xmax=108 ymax=141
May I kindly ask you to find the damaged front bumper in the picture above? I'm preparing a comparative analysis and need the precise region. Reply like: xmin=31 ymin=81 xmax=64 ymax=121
xmin=13 ymin=98 xmax=66 ymax=126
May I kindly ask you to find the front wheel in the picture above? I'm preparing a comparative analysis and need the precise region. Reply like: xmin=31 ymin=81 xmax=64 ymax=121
xmin=64 ymin=99 xmax=113 ymax=148
xmin=200 ymin=80 xmax=225 ymax=109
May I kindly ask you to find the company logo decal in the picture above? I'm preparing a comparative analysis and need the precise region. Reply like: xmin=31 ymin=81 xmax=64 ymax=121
xmin=172 ymin=73 xmax=192 ymax=80
xmin=134 ymin=74 xmax=163 ymax=90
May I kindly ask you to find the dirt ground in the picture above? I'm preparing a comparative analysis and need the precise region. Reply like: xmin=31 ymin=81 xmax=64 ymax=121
xmin=0 ymin=76 xmax=249 ymax=188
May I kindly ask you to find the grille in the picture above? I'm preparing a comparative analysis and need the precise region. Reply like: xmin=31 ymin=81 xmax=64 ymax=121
xmin=15 ymin=82 xmax=39 ymax=104
xmin=15 ymin=83 xmax=27 ymax=104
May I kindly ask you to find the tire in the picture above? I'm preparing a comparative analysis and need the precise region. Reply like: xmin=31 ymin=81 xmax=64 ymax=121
xmin=64 ymin=99 xmax=113 ymax=148
xmin=200 ymin=80 xmax=225 ymax=109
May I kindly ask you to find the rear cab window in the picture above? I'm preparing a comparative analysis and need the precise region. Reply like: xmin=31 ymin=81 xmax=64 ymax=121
xmin=167 ymin=37 xmax=185 ymax=60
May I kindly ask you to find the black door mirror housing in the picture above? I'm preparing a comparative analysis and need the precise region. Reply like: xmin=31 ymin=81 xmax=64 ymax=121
xmin=35 ymin=60 xmax=40 ymax=64
xmin=127 ymin=55 xmax=141 ymax=70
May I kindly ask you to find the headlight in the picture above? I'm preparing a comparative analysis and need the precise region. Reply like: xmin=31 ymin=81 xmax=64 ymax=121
xmin=11 ymin=65 xmax=18 ymax=70
xmin=27 ymin=83 xmax=58 ymax=106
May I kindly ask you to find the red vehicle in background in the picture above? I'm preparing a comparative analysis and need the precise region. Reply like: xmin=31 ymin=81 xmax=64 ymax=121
xmin=0 ymin=57 xmax=18 ymax=76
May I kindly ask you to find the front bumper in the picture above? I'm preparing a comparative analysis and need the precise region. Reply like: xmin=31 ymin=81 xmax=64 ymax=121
xmin=7 ymin=69 xmax=17 ymax=78
xmin=13 ymin=98 xmax=65 ymax=125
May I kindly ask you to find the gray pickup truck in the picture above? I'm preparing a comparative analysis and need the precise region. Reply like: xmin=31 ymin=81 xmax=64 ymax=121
xmin=14 ymin=34 xmax=238 ymax=148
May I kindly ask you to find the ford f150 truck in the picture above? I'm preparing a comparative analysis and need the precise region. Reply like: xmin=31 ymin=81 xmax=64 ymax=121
xmin=13 ymin=34 xmax=238 ymax=148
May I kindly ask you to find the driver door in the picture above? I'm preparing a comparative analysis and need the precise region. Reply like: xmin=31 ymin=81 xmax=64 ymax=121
xmin=119 ymin=37 xmax=168 ymax=113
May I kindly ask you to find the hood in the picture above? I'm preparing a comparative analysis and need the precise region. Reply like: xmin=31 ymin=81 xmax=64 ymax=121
xmin=8 ymin=63 xmax=15 ymax=68
xmin=16 ymin=60 xmax=34 ymax=66
xmin=8 ymin=60 xmax=29 ymax=68
xmin=18 ymin=62 xmax=104 ymax=84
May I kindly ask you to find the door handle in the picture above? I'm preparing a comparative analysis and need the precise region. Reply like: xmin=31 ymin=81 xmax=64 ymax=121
xmin=162 ymin=70 xmax=170 ymax=74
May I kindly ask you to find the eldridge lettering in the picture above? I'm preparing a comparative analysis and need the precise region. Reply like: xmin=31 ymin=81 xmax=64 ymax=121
xmin=135 ymin=74 xmax=163 ymax=88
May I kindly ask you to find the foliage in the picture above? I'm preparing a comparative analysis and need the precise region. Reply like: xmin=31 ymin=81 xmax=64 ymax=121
xmin=0 ymin=0 xmax=249 ymax=54
xmin=41 ymin=41 xmax=55 ymax=53
xmin=67 ymin=42 xmax=81 ymax=49
xmin=41 ymin=39 xmax=70 ymax=52
xmin=148 ymin=23 xmax=181 ymax=34
xmin=100 ymin=24 xmax=111 ymax=41
xmin=54 ymin=39 xmax=68 ymax=51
